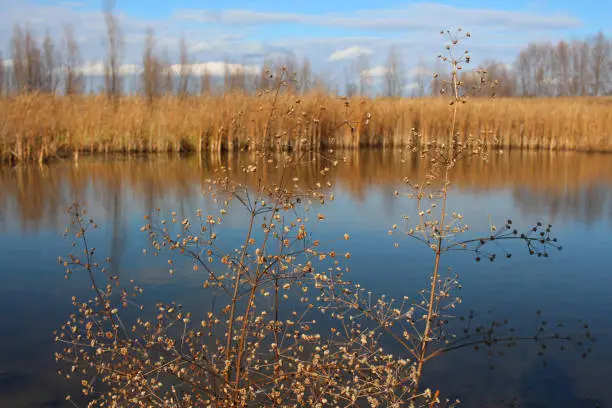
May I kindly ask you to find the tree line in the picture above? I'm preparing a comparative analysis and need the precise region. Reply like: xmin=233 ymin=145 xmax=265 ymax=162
xmin=1 ymin=6 xmax=610 ymax=98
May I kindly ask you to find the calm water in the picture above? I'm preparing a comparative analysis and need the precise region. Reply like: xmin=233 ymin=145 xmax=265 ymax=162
xmin=1 ymin=150 xmax=611 ymax=407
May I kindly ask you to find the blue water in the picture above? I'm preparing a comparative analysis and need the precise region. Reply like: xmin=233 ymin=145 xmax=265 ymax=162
xmin=0 ymin=151 xmax=610 ymax=407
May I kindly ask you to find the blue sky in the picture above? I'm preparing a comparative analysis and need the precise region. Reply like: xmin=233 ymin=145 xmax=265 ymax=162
xmin=115 ymin=0 xmax=607 ymax=34
xmin=1 ymin=0 xmax=610 ymax=84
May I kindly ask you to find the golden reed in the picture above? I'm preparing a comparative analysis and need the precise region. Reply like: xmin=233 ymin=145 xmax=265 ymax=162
xmin=1 ymin=93 xmax=611 ymax=163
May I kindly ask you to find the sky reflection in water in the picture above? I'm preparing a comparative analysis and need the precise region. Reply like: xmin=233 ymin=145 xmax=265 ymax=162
xmin=0 ymin=150 xmax=610 ymax=407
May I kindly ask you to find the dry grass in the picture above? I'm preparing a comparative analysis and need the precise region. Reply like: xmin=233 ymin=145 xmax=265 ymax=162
xmin=1 ymin=93 xmax=612 ymax=163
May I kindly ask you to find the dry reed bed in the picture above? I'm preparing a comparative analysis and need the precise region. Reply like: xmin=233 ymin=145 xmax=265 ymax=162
xmin=1 ymin=150 xmax=611 ymax=230
xmin=1 ymin=93 xmax=612 ymax=163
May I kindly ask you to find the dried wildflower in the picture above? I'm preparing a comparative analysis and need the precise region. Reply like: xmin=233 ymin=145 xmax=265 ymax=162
xmin=50 ymin=37 xmax=587 ymax=408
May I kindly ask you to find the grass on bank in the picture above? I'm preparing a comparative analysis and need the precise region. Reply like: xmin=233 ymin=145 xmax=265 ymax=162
xmin=1 ymin=93 xmax=612 ymax=163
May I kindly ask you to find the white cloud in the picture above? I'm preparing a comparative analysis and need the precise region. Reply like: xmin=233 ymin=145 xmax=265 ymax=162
xmin=119 ymin=64 xmax=142 ymax=75
xmin=362 ymin=65 xmax=433 ymax=80
xmin=175 ymin=9 xmax=302 ymax=25
xmin=189 ymin=38 xmax=273 ymax=58
xmin=71 ymin=61 xmax=143 ymax=76
xmin=174 ymin=4 xmax=581 ymax=31
xmin=71 ymin=60 xmax=259 ymax=77
xmin=362 ymin=66 xmax=388 ymax=77
xmin=328 ymin=46 xmax=373 ymax=62
xmin=170 ymin=62 xmax=260 ymax=77
xmin=75 ymin=61 xmax=105 ymax=76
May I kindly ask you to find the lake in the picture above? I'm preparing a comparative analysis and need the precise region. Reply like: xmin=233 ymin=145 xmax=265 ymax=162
xmin=1 ymin=150 xmax=611 ymax=407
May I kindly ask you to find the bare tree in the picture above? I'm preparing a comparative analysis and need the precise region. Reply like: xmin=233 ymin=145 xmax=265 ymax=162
xmin=476 ymin=60 xmax=516 ymax=97
xmin=309 ymin=72 xmax=328 ymax=93
xmin=534 ymin=42 xmax=555 ymax=97
xmin=514 ymin=34 xmax=610 ymax=97
xmin=1 ymin=54 xmax=9 ymax=95
xmin=430 ymin=59 xmax=446 ymax=96
xmin=590 ymin=31 xmax=610 ymax=96
xmin=570 ymin=39 xmax=590 ymax=96
xmin=343 ymin=64 xmax=357 ymax=97
xmin=384 ymin=45 xmax=404 ymax=97
xmin=554 ymin=40 xmax=570 ymax=96
xmin=237 ymin=62 xmax=248 ymax=93
xmin=223 ymin=60 xmax=232 ymax=92
xmin=298 ymin=56 xmax=312 ymax=95
xmin=281 ymin=54 xmax=298 ymax=94
xmin=224 ymin=60 xmax=250 ymax=93
xmin=141 ymin=28 xmax=163 ymax=105
xmin=516 ymin=42 xmax=553 ymax=97
xmin=10 ymin=25 xmax=45 ymax=93
xmin=63 ymin=24 xmax=83 ymax=95
xmin=103 ymin=0 xmax=123 ymax=102
xmin=258 ymin=60 xmax=273 ymax=90
xmin=160 ymin=48 xmax=174 ymax=95
xmin=178 ymin=36 xmax=190 ymax=98
xmin=11 ymin=26 xmax=26 ymax=92
xmin=413 ymin=55 xmax=429 ymax=97
xmin=200 ymin=67 xmax=211 ymax=95
xmin=41 ymin=30 xmax=59 ymax=93
xmin=25 ymin=29 xmax=43 ymax=92
xmin=515 ymin=44 xmax=535 ymax=96
xmin=0 ymin=52 xmax=4 ymax=97
xmin=355 ymin=53 xmax=370 ymax=96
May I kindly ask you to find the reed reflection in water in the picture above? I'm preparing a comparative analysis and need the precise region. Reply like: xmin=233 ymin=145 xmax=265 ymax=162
xmin=0 ymin=150 xmax=611 ymax=407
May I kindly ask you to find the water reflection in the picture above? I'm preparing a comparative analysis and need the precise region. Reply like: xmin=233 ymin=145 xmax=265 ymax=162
xmin=1 ymin=151 xmax=611 ymax=231
xmin=0 ymin=150 xmax=611 ymax=408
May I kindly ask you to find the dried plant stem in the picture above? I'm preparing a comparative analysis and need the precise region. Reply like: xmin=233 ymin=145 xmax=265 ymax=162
xmin=413 ymin=168 xmax=449 ymax=398
xmin=225 ymin=202 xmax=257 ymax=380
xmin=234 ymin=175 xmax=286 ymax=389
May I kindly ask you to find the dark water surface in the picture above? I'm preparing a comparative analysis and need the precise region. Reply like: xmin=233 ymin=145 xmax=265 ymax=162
xmin=1 ymin=150 xmax=611 ymax=407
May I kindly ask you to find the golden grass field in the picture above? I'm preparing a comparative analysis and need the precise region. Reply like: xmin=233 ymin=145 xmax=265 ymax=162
xmin=1 ymin=93 xmax=612 ymax=163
